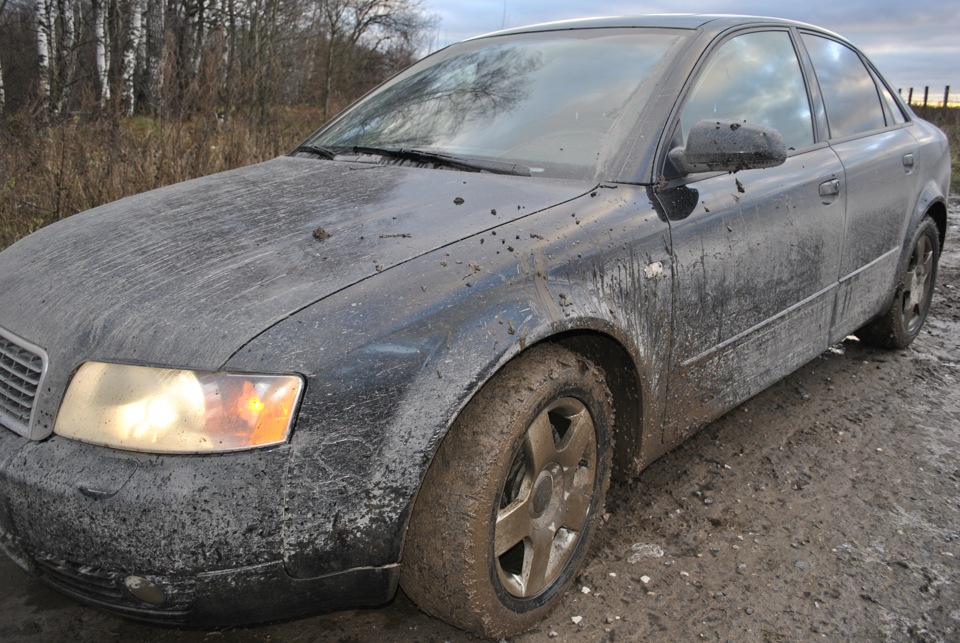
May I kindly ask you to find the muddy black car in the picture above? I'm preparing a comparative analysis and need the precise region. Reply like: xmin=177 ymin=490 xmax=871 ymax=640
xmin=0 ymin=15 xmax=950 ymax=638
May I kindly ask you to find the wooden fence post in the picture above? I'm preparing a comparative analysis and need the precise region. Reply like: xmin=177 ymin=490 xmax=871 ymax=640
xmin=894 ymin=86 xmax=950 ymax=109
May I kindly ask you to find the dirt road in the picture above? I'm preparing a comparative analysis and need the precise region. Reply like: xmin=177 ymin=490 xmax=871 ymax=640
xmin=1 ymin=199 xmax=957 ymax=642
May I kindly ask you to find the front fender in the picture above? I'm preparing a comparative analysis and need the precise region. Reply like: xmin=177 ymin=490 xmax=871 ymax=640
xmin=226 ymin=184 xmax=673 ymax=578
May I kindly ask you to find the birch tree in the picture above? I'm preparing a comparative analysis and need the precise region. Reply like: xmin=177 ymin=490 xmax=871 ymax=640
xmin=144 ymin=0 xmax=164 ymax=113
xmin=0 ymin=0 xmax=7 ymax=113
xmin=122 ymin=0 xmax=145 ymax=115
xmin=8 ymin=0 xmax=430 ymax=117
xmin=56 ymin=0 xmax=75 ymax=112
xmin=35 ymin=0 xmax=51 ymax=111
xmin=93 ymin=0 xmax=110 ymax=105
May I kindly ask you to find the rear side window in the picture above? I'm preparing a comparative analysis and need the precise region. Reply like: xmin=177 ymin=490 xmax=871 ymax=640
xmin=877 ymin=79 xmax=907 ymax=125
xmin=802 ymin=34 xmax=886 ymax=138
xmin=680 ymin=30 xmax=814 ymax=151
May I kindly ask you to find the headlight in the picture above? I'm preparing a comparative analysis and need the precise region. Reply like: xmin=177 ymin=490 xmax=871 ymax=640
xmin=54 ymin=362 xmax=304 ymax=453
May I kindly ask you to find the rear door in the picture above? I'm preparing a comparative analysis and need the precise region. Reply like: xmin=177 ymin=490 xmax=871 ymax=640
xmin=799 ymin=32 xmax=919 ymax=340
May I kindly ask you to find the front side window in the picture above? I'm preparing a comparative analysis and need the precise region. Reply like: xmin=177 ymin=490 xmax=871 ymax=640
xmin=680 ymin=30 xmax=814 ymax=151
xmin=802 ymin=34 xmax=887 ymax=138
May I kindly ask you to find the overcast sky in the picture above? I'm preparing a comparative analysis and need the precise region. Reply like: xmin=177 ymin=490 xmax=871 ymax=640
xmin=420 ymin=1 xmax=957 ymax=102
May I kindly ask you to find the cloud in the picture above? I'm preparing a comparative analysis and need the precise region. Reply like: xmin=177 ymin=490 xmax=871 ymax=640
xmin=421 ymin=0 xmax=957 ymax=93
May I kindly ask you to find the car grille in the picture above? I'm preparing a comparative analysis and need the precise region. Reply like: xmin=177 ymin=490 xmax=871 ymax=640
xmin=0 ymin=328 xmax=46 ymax=436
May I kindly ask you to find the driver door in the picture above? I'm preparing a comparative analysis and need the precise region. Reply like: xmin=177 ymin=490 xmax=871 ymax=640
xmin=659 ymin=29 xmax=845 ymax=442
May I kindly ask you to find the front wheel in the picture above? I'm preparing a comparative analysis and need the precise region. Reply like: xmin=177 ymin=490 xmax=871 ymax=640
xmin=857 ymin=216 xmax=940 ymax=349
xmin=400 ymin=344 xmax=613 ymax=638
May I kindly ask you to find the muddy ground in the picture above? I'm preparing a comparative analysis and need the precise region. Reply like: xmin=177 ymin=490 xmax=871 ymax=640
xmin=1 ymin=198 xmax=958 ymax=642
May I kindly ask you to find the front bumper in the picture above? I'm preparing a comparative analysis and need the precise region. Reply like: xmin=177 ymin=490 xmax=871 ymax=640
xmin=1 ymin=532 xmax=398 ymax=625
xmin=0 ymin=429 xmax=398 ymax=625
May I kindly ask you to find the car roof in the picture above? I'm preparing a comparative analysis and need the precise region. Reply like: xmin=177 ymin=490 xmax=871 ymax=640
xmin=469 ymin=14 xmax=841 ymax=41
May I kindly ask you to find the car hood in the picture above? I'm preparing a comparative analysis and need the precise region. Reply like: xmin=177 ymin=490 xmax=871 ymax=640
xmin=0 ymin=156 xmax=593 ymax=374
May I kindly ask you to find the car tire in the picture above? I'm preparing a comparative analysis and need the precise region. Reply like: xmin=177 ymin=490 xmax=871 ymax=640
xmin=857 ymin=217 xmax=940 ymax=349
xmin=400 ymin=343 xmax=614 ymax=638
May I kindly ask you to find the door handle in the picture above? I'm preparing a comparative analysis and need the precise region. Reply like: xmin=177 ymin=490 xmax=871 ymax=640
xmin=818 ymin=178 xmax=840 ymax=201
xmin=902 ymin=153 xmax=915 ymax=173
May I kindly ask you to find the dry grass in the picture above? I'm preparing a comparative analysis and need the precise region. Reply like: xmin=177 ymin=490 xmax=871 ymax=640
xmin=0 ymin=107 xmax=323 ymax=249
xmin=915 ymin=105 xmax=960 ymax=194
xmin=1 ymin=105 xmax=957 ymax=251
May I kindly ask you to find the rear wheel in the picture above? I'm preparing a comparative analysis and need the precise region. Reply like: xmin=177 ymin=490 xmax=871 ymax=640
xmin=857 ymin=217 xmax=940 ymax=348
xmin=401 ymin=344 xmax=613 ymax=638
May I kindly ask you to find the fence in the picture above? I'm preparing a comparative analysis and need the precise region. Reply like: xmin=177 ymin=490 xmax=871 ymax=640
xmin=897 ymin=86 xmax=958 ymax=108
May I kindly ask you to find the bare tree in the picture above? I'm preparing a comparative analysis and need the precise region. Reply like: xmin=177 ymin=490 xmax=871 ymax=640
xmin=93 ymin=0 xmax=110 ymax=105
xmin=143 ymin=0 xmax=164 ymax=113
xmin=9 ymin=0 xmax=430 ymax=118
xmin=0 ymin=0 xmax=7 ymax=113
xmin=122 ymin=0 xmax=145 ymax=115
xmin=317 ymin=0 xmax=430 ymax=117
xmin=35 ymin=0 xmax=51 ymax=110
xmin=56 ymin=0 xmax=78 ymax=112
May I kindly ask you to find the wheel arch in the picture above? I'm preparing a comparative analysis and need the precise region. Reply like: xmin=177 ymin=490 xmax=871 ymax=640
xmin=911 ymin=179 xmax=948 ymax=251
xmin=395 ymin=300 xmax=659 ymax=570
xmin=925 ymin=198 xmax=947 ymax=252
xmin=879 ymin=184 xmax=949 ymax=317
xmin=410 ymin=325 xmax=647 ymax=510
xmin=550 ymin=330 xmax=644 ymax=481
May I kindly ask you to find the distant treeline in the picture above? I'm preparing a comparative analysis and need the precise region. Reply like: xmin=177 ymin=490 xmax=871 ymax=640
xmin=0 ymin=18 xmax=956 ymax=251
xmin=0 ymin=0 xmax=436 ymax=119
xmin=0 ymin=0 xmax=438 ymax=249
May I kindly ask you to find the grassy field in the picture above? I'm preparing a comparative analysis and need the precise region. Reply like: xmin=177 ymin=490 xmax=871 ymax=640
xmin=1 ymin=106 xmax=957 ymax=250
xmin=914 ymin=105 xmax=960 ymax=193
xmin=0 ymin=107 xmax=323 ymax=249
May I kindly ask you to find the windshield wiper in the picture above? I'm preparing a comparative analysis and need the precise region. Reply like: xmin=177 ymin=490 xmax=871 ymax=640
xmin=351 ymin=146 xmax=531 ymax=177
xmin=291 ymin=143 xmax=338 ymax=159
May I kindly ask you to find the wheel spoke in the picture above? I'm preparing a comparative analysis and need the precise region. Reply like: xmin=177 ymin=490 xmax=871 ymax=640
xmin=557 ymin=488 xmax=592 ymax=531
xmin=554 ymin=407 xmax=595 ymax=471
xmin=907 ymin=281 xmax=923 ymax=311
xmin=496 ymin=497 xmax=533 ymax=556
xmin=905 ymin=289 xmax=920 ymax=327
xmin=919 ymin=243 xmax=934 ymax=287
xmin=903 ymin=235 xmax=936 ymax=332
xmin=524 ymin=410 xmax=557 ymax=473
xmin=523 ymin=526 xmax=556 ymax=596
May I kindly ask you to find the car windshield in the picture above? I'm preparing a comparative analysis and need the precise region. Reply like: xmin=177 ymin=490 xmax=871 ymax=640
xmin=307 ymin=29 xmax=689 ymax=180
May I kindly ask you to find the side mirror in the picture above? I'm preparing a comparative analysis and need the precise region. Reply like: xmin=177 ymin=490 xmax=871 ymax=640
xmin=668 ymin=119 xmax=787 ymax=175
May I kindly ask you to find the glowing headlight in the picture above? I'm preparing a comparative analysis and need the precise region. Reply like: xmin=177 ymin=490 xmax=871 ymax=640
xmin=54 ymin=362 xmax=304 ymax=453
